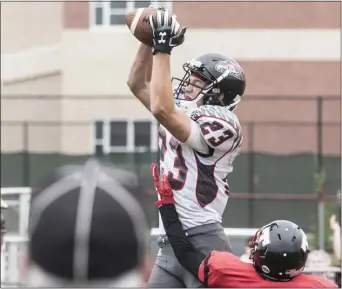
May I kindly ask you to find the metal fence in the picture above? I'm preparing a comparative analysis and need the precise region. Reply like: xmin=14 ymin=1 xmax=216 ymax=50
xmin=1 ymin=95 xmax=341 ymax=248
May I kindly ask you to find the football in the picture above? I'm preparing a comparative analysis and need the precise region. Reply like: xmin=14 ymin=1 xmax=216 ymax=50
xmin=126 ymin=7 xmax=184 ymax=47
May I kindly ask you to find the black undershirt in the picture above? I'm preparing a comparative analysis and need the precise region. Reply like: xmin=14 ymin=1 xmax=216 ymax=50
xmin=159 ymin=204 xmax=207 ymax=277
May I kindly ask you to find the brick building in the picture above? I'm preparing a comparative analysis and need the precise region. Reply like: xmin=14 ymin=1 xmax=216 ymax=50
xmin=1 ymin=1 xmax=340 ymax=155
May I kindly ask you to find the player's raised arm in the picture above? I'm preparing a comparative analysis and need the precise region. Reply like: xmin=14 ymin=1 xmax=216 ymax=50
xmin=152 ymin=164 xmax=206 ymax=278
xmin=126 ymin=6 xmax=172 ymax=111
xmin=127 ymin=43 xmax=152 ymax=111
xmin=148 ymin=10 xmax=193 ymax=143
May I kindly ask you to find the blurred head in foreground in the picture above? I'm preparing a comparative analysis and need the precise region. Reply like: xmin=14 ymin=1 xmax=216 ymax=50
xmin=22 ymin=158 xmax=151 ymax=287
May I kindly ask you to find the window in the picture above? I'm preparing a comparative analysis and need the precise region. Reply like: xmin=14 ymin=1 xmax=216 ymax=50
xmin=133 ymin=120 xmax=158 ymax=152
xmin=93 ymin=119 xmax=158 ymax=153
xmin=110 ymin=121 xmax=127 ymax=147
xmin=91 ymin=1 xmax=172 ymax=27
xmin=134 ymin=121 xmax=151 ymax=148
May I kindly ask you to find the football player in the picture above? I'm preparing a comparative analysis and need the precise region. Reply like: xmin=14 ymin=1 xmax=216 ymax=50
xmin=127 ymin=8 xmax=245 ymax=287
xmin=152 ymin=165 xmax=338 ymax=288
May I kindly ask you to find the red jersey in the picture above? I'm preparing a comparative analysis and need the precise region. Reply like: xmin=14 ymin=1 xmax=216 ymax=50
xmin=198 ymin=251 xmax=338 ymax=288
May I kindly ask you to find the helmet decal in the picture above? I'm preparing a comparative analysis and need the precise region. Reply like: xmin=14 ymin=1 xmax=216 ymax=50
xmin=215 ymin=60 xmax=245 ymax=81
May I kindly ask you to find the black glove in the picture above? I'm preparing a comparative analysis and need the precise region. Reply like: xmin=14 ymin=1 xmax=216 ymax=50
xmin=149 ymin=10 xmax=186 ymax=55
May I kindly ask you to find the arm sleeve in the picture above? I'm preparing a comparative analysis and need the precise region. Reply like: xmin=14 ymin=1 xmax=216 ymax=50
xmin=183 ymin=119 xmax=210 ymax=155
xmin=159 ymin=204 xmax=206 ymax=277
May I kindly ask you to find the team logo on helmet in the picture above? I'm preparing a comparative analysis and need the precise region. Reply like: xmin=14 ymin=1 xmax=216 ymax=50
xmin=215 ymin=60 xmax=244 ymax=81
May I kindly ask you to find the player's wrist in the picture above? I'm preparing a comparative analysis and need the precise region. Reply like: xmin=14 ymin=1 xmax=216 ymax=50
xmin=155 ymin=198 xmax=174 ymax=208
xmin=152 ymin=46 xmax=172 ymax=55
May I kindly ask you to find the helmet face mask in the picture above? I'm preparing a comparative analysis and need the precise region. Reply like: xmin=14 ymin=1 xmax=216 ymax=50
xmin=172 ymin=62 xmax=217 ymax=111
xmin=250 ymin=220 xmax=310 ymax=282
xmin=172 ymin=54 xmax=245 ymax=112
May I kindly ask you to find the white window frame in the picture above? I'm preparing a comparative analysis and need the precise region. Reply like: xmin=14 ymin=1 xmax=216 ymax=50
xmin=90 ymin=1 xmax=173 ymax=31
xmin=92 ymin=118 xmax=158 ymax=154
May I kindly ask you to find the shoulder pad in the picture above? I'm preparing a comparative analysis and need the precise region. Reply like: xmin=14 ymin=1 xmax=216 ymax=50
xmin=190 ymin=105 xmax=239 ymax=127
xmin=190 ymin=106 xmax=242 ymax=151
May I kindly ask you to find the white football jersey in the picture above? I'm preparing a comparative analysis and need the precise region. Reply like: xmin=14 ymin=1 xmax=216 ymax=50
xmin=158 ymin=105 xmax=243 ymax=232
